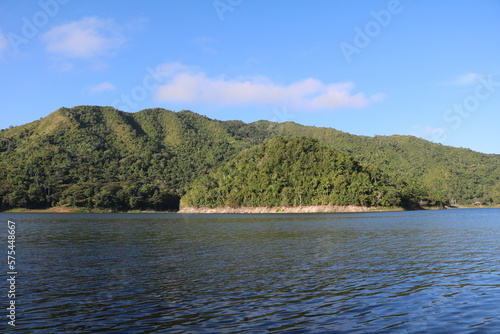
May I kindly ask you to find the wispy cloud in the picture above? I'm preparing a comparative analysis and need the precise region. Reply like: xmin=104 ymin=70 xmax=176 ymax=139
xmin=411 ymin=125 xmax=448 ymax=142
xmin=155 ymin=62 xmax=385 ymax=111
xmin=0 ymin=30 xmax=8 ymax=56
xmin=41 ymin=17 xmax=126 ymax=69
xmin=441 ymin=73 xmax=482 ymax=86
xmin=192 ymin=37 xmax=218 ymax=55
xmin=84 ymin=82 xmax=116 ymax=94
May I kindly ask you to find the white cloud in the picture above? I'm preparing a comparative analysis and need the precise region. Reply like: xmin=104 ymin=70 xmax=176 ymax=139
xmin=441 ymin=73 xmax=482 ymax=86
xmin=41 ymin=17 xmax=125 ymax=59
xmin=84 ymin=82 xmax=116 ymax=94
xmin=154 ymin=63 xmax=384 ymax=111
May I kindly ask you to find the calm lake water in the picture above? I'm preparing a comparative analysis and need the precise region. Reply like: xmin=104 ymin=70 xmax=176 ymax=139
xmin=1 ymin=209 xmax=499 ymax=333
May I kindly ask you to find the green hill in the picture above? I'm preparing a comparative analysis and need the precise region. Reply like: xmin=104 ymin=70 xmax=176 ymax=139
xmin=181 ymin=137 xmax=408 ymax=208
xmin=272 ymin=125 xmax=500 ymax=206
xmin=0 ymin=105 xmax=498 ymax=211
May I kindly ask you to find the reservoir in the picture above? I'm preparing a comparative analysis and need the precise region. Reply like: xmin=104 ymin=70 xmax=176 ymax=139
xmin=2 ymin=208 xmax=499 ymax=332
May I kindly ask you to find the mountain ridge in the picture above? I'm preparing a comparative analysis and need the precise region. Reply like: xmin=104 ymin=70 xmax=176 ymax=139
xmin=0 ymin=105 xmax=498 ymax=211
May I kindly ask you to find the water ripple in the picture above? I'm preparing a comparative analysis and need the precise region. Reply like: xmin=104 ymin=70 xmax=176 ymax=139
xmin=2 ymin=209 xmax=500 ymax=332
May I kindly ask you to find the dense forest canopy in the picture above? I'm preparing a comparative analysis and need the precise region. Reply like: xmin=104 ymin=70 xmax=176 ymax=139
xmin=181 ymin=137 xmax=412 ymax=208
xmin=0 ymin=106 xmax=498 ymax=211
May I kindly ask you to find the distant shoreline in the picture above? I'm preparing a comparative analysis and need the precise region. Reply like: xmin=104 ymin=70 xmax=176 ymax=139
xmin=2 ymin=204 xmax=498 ymax=214
xmin=178 ymin=205 xmax=402 ymax=214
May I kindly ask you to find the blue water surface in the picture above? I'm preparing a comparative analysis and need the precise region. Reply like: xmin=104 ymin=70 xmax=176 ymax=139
xmin=1 ymin=208 xmax=499 ymax=333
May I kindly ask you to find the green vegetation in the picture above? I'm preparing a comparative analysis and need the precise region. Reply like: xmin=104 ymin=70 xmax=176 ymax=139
xmin=181 ymin=137 xmax=409 ymax=208
xmin=0 ymin=106 xmax=498 ymax=212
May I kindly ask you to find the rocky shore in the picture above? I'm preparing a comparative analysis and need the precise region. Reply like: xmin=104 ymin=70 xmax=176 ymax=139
xmin=177 ymin=205 xmax=390 ymax=214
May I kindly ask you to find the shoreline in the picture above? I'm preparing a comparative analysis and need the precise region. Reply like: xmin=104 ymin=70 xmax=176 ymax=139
xmin=177 ymin=205 xmax=403 ymax=214
xmin=0 ymin=206 xmax=175 ymax=214
xmin=1 ymin=204 xmax=498 ymax=214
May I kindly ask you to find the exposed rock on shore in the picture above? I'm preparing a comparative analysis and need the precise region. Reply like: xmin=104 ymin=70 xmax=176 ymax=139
xmin=178 ymin=205 xmax=378 ymax=214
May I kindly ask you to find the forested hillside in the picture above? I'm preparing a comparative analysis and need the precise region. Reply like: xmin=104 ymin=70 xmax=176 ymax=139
xmin=181 ymin=137 xmax=413 ymax=208
xmin=0 ymin=106 xmax=498 ymax=211
xmin=0 ymin=106 xmax=244 ymax=211
xmin=272 ymin=124 xmax=500 ymax=206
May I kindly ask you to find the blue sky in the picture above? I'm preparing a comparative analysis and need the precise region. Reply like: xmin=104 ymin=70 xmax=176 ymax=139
xmin=1 ymin=0 xmax=499 ymax=153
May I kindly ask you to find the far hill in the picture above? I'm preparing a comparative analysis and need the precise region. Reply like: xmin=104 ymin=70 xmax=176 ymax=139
xmin=0 ymin=106 xmax=498 ymax=211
